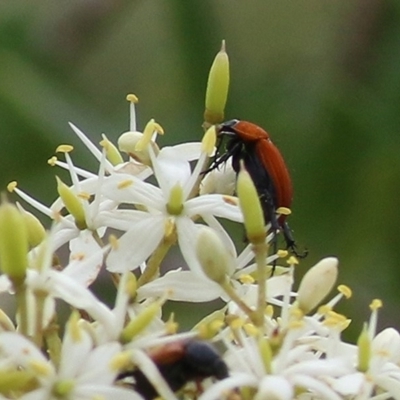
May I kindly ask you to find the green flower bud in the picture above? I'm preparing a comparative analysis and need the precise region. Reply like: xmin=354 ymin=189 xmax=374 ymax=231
xmin=237 ymin=164 xmax=265 ymax=245
xmin=258 ymin=336 xmax=273 ymax=374
xmin=0 ymin=199 xmax=28 ymax=285
xmin=166 ymin=184 xmax=184 ymax=215
xmin=204 ymin=41 xmax=230 ymax=126
xmin=20 ymin=209 xmax=46 ymax=248
xmin=100 ymin=134 xmax=123 ymax=166
xmin=56 ymin=176 xmax=87 ymax=230
xmin=52 ymin=380 xmax=74 ymax=397
xmin=196 ymin=226 xmax=230 ymax=285
xmin=120 ymin=301 xmax=162 ymax=343
xmin=357 ymin=323 xmax=371 ymax=372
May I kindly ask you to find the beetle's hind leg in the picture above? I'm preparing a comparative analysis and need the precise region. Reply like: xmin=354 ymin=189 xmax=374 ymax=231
xmin=282 ymin=222 xmax=308 ymax=259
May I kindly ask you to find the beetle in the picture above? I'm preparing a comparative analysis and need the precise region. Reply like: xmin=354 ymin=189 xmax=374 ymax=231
xmin=208 ymin=119 xmax=306 ymax=258
xmin=118 ymin=340 xmax=228 ymax=399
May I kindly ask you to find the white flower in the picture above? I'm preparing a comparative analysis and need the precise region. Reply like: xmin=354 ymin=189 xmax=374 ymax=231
xmin=332 ymin=305 xmax=400 ymax=399
xmin=215 ymin=330 xmax=348 ymax=400
xmin=0 ymin=323 xmax=142 ymax=400
xmin=101 ymin=144 xmax=242 ymax=275
xmin=135 ymin=228 xmax=282 ymax=304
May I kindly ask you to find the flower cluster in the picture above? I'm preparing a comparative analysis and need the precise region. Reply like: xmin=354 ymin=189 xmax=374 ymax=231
xmin=0 ymin=42 xmax=399 ymax=400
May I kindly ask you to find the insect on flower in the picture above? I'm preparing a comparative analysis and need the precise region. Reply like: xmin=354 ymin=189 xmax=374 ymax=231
xmin=118 ymin=340 xmax=228 ymax=399
xmin=207 ymin=119 xmax=307 ymax=258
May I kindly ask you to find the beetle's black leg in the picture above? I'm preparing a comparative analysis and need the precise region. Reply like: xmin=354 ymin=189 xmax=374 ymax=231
xmin=202 ymin=139 xmax=243 ymax=174
xmin=282 ymin=222 xmax=308 ymax=259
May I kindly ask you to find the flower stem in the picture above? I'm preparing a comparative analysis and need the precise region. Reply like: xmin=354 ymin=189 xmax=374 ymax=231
xmin=33 ymin=289 xmax=47 ymax=348
xmin=14 ymin=281 xmax=28 ymax=337
xmin=220 ymin=279 xmax=259 ymax=326
xmin=44 ymin=317 xmax=62 ymax=367
xmin=254 ymin=242 xmax=269 ymax=327
xmin=137 ymin=240 xmax=172 ymax=287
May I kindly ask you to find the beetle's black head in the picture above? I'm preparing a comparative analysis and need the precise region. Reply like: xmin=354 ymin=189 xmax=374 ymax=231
xmin=183 ymin=341 xmax=229 ymax=380
xmin=217 ymin=119 xmax=239 ymax=137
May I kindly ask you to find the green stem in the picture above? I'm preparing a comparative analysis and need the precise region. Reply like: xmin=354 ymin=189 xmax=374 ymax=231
xmin=220 ymin=279 xmax=259 ymax=326
xmin=44 ymin=317 xmax=62 ymax=367
xmin=32 ymin=290 xmax=47 ymax=348
xmin=254 ymin=242 xmax=269 ymax=326
xmin=137 ymin=240 xmax=172 ymax=287
xmin=92 ymin=230 xmax=104 ymax=248
xmin=14 ymin=281 xmax=28 ymax=337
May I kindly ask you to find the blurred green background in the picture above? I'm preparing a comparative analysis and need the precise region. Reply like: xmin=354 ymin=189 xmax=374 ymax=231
xmin=1 ymin=0 xmax=400 ymax=339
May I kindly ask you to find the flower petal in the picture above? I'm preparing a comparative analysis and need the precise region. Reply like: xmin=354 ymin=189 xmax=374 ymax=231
xmin=137 ymin=270 xmax=222 ymax=302
xmin=106 ymin=215 xmax=165 ymax=272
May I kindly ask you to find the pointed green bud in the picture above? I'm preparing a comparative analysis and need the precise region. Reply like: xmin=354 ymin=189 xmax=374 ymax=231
xmin=120 ymin=301 xmax=162 ymax=343
xmin=297 ymin=257 xmax=338 ymax=314
xmin=66 ymin=310 xmax=83 ymax=343
xmin=201 ymin=126 xmax=217 ymax=156
xmin=166 ymin=184 xmax=184 ymax=215
xmin=0 ymin=370 xmax=36 ymax=393
xmin=196 ymin=226 xmax=230 ymax=285
xmin=52 ymin=380 xmax=74 ymax=397
xmin=0 ymin=198 xmax=28 ymax=285
xmin=56 ymin=176 xmax=87 ymax=230
xmin=357 ymin=323 xmax=371 ymax=372
xmin=100 ymin=134 xmax=123 ymax=166
xmin=126 ymin=272 xmax=137 ymax=301
xmin=237 ymin=163 xmax=265 ymax=245
xmin=204 ymin=40 xmax=230 ymax=126
xmin=20 ymin=208 xmax=46 ymax=248
xmin=258 ymin=336 xmax=273 ymax=374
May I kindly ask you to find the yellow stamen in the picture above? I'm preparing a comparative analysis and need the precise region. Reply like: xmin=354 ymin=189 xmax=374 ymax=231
xmin=109 ymin=234 xmax=119 ymax=250
xmin=265 ymin=305 xmax=274 ymax=317
xmin=338 ymin=285 xmax=352 ymax=299
xmin=70 ymin=252 xmax=85 ymax=261
xmin=110 ymin=351 xmax=132 ymax=372
xmin=277 ymin=249 xmax=288 ymax=258
xmin=165 ymin=313 xmax=178 ymax=335
xmin=126 ymin=94 xmax=139 ymax=103
xmin=229 ymin=317 xmax=244 ymax=330
xmin=287 ymin=256 xmax=298 ymax=265
xmin=7 ymin=181 xmax=17 ymax=192
xmin=317 ymin=304 xmax=332 ymax=315
xmin=47 ymin=156 xmax=57 ymax=166
xmin=238 ymin=274 xmax=255 ymax=284
xmin=276 ymin=207 xmax=291 ymax=216
xmin=243 ymin=323 xmax=259 ymax=336
xmin=117 ymin=179 xmax=134 ymax=190
xmin=222 ymin=195 xmax=239 ymax=206
xmin=370 ymin=299 xmax=383 ymax=311
xmin=288 ymin=320 xmax=305 ymax=329
xmin=56 ymin=145 xmax=74 ymax=153
xmin=153 ymin=122 xmax=164 ymax=135
xmin=209 ymin=319 xmax=224 ymax=332
xmin=77 ymin=192 xmax=91 ymax=201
